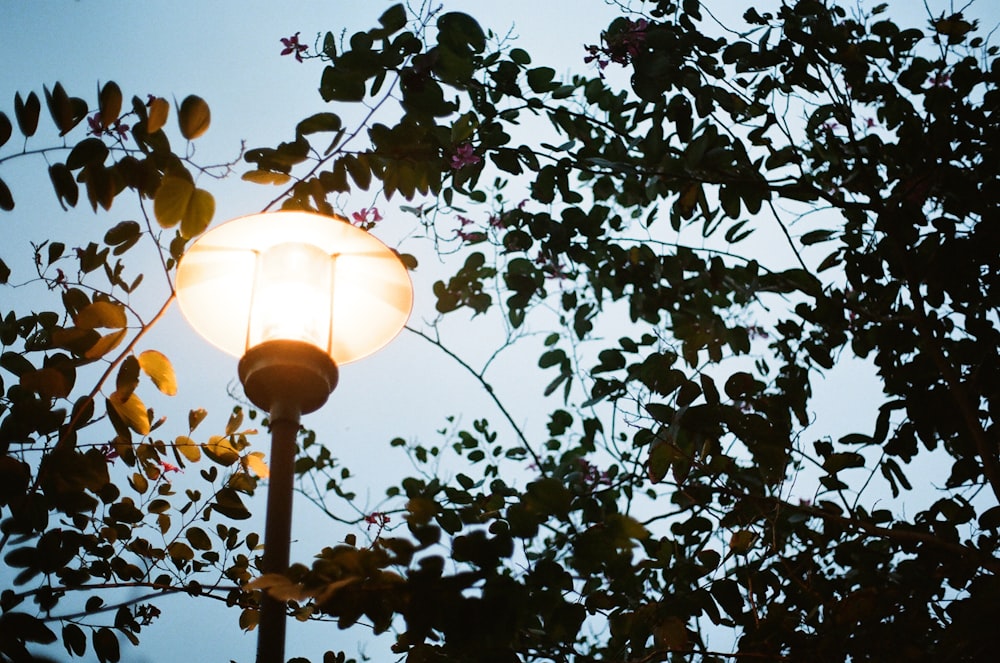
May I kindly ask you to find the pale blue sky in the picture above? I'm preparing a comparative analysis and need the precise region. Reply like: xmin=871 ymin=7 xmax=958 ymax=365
xmin=2 ymin=1 xmax=998 ymax=661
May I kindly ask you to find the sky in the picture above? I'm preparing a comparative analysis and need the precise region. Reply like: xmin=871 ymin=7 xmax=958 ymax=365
xmin=2 ymin=1 xmax=1000 ymax=661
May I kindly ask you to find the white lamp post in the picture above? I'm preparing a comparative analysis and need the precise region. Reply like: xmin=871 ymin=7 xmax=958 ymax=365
xmin=175 ymin=210 xmax=413 ymax=663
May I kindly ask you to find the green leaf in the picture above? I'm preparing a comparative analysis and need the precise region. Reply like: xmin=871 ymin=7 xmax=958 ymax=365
xmin=526 ymin=67 xmax=557 ymax=93
xmin=153 ymin=175 xmax=215 ymax=238
xmin=104 ymin=219 xmax=141 ymax=248
xmin=343 ymin=154 xmax=371 ymax=190
xmin=378 ymin=4 xmax=408 ymax=33
xmin=801 ymin=229 xmax=836 ymax=245
xmin=178 ymin=95 xmax=210 ymax=139
xmin=14 ymin=91 xmax=41 ymax=137
xmin=138 ymin=349 xmax=177 ymax=396
xmin=296 ymin=112 xmax=342 ymax=136
xmin=823 ymin=452 xmax=865 ymax=474
xmin=213 ymin=487 xmax=251 ymax=520
xmin=723 ymin=372 xmax=756 ymax=400
xmin=437 ymin=12 xmax=486 ymax=53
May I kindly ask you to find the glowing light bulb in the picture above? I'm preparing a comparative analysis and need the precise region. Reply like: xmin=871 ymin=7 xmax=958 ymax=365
xmin=248 ymin=242 xmax=333 ymax=349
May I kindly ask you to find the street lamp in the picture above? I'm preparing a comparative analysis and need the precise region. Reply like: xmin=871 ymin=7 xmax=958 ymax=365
xmin=175 ymin=210 xmax=413 ymax=663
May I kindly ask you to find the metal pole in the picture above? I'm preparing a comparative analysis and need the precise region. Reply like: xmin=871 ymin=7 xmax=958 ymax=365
xmin=255 ymin=402 xmax=301 ymax=663
xmin=238 ymin=340 xmax=338 ymax=663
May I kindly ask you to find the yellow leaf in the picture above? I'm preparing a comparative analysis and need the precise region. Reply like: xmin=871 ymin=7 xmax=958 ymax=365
xmin=180 ymin=187 xmax=214 ymax=239
xmin=677 ymin=182 xmax=701 ymax=218
xmin=84 ymin=329 xmax=127 ymax=359
xmin=98 ymin=81 xmax=122 ymax=128
xmin=653 ymin=616 xmax=689 ymax=651
xmin=153 ymin=176 xmax=214 ymax=238
xmin=74 ymin=301 xmax=127 ymax=329
xmin=225 ymin=408 xmax=244 ymax=436
xmin=246 ymin=573 xmax=310 ymax=601
xmin=175 ymin=435 xmax=201 ymax=463
xmin=178 ymin=95 xmax=210 ymax=140
xmin=138 ymin=349 xmax=177 ymax=396
xmin=188 ymin=408 xmax=208 ymax=431
xmin=242 ymin=170 xmax=292 ymax=186
xmin=153 ymin=175 xmax=192 ymax=229
xmin=204 ymin=435 xmax=240 ymax=466
xmin=243 ymin=452 xmax=269 ymax=479
xmin=405 ymin=496 xmax=440 ymax=525
xmin=129 ymin=472 xmax=148 ymax=494
xmin=147 ymin=97 xmax=169 ymax=133
xmin=729 ymin=529 xmax=756 ymax=555
xmin=108 ymin=392 xmax=150 ymax=436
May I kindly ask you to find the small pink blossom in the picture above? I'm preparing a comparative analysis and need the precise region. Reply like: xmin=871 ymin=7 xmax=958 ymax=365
xmin=100 ymin=443 xmax=119 ymax=463
xmin=160 ymin=461 xmax=181 ymax=474
xmin=928 ymin=72 xmax=950 ymax=88
xmin=87 ymin=113 xmax=103 ymax=136
xmin=450 ymin=143 xmax=481 ymax=169
xmin=584 ymin=18 xmax=649 ymax=73
xmin=280 ymin=32 xmax=308 ymax=62
xmin=455 ymin=228 xmax=484 ymax=243
xmin=576 ymin=458 xmax=612 ymax=490
xmin=365 ymin=512 xmax=390 ymax=530
xmin=86 ymin=113 xmax=129 ymax=141
xmin=350 ymin=207 xmax=382 ymax=229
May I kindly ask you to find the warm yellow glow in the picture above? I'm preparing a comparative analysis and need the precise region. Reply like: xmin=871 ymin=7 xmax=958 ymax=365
xmin=175 ymin=211 xmax=413 ymax=364
xmin=248 ymin=242 xmax=332 ymax=348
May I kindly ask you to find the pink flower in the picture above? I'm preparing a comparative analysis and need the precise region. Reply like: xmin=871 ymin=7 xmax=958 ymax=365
xmin=100 ymin=443 xmax=119 ymax=463
xmin=450 ymin=143 xmax=481 ymax=169
xmin=350 ymin=207 xmax=382 ymax=229
xmin=280 ymin=32 xmax=308 ymax=62
xmin=87 ymin=113 xmax=103 ymax=136
xmin=160 ymin=461 xmax=181 ymax=474
xmin=364 ymin=512 xmax=390 ymax=529
xmin=928 ymin=73 xmax=950 ymax=88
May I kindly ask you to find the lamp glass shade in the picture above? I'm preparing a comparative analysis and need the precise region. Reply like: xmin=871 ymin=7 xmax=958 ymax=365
xmin=175 ymin=211 xmax=413 ymax=364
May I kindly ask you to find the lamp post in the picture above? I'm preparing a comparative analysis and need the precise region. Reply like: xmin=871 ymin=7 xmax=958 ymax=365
xmin=175 ymin=211 xmax=413 ymax=663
